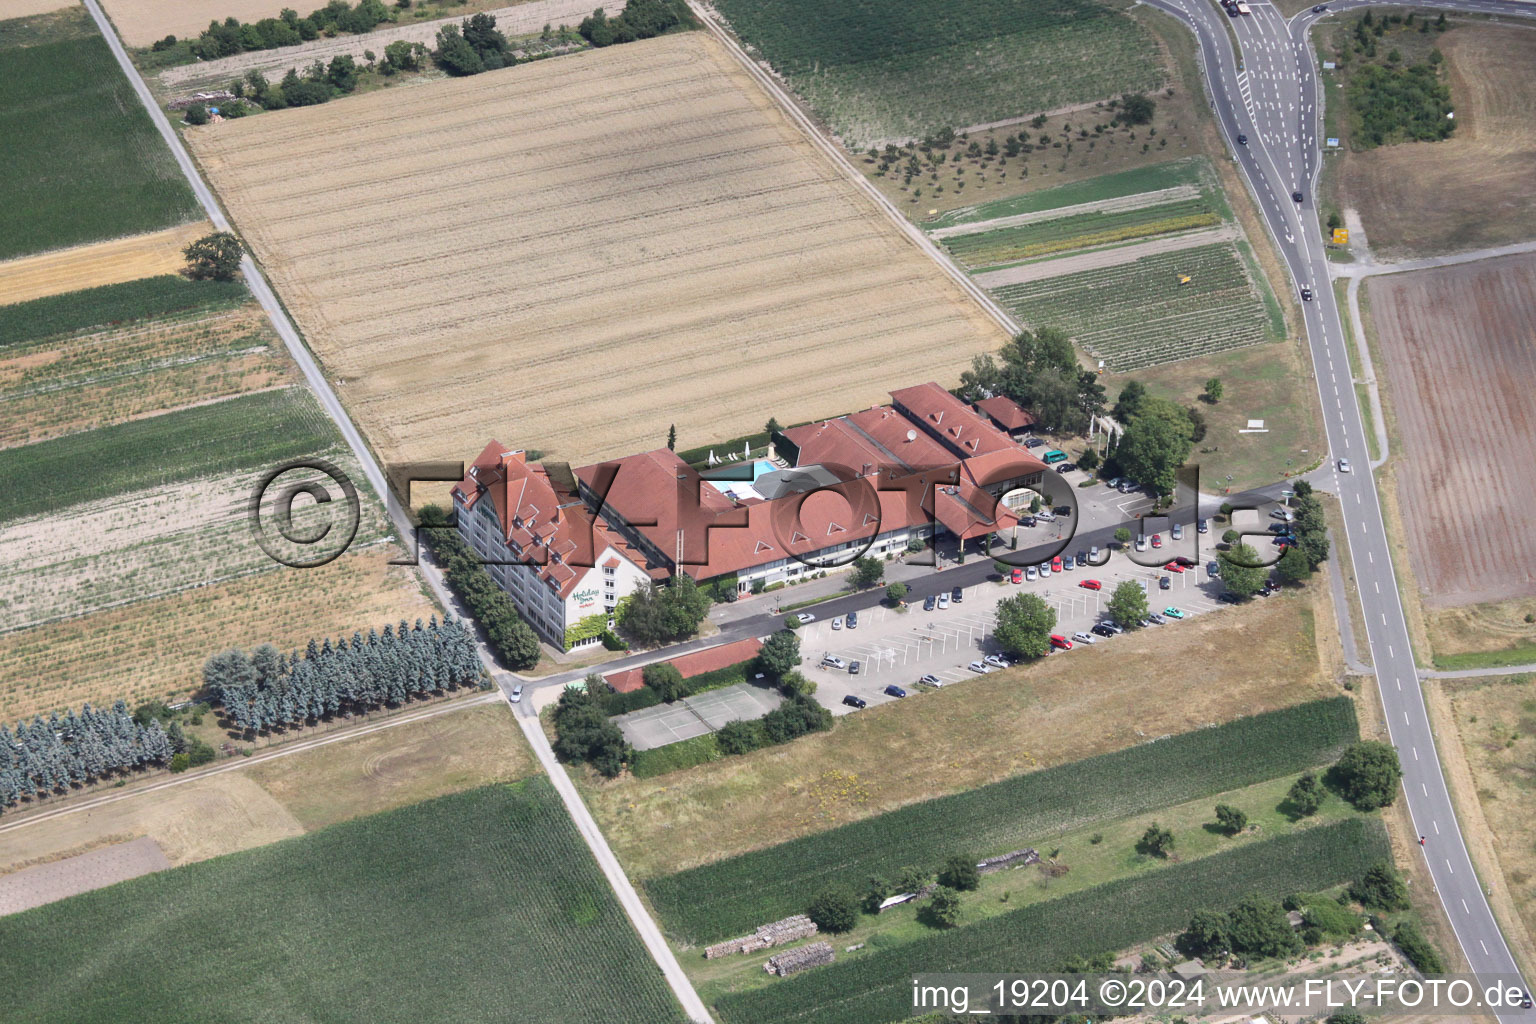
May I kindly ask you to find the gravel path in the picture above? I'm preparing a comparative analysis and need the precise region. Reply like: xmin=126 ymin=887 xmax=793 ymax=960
xmin=157 ymin=0 xmax=621 ymax=92
xmin=970 ymin=223 xmax=1239 ymax=288
xmin=0 ymin=836 xmax=169 ymax=916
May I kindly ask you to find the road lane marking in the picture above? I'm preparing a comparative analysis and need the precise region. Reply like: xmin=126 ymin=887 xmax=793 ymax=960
xmin=1446 ymin=859 xmax=1453 ymax=874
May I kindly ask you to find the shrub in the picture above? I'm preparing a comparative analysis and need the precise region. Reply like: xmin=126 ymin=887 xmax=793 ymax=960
xmin=551 ymin=685 xmax=631 ymax=778
xmin=1215 ymin=804 xmax=1248 ymax=836
xmin=184 ymin=103 xmax=210 ymax=125
xmin=169 ymin=753 xmax=191 ymax=773
xmin=1286 ymin=771 xmax=1327 ymax=816
xmin=938 ymin=855 xmax=979 ymax=892
xmin=924 ymin=885 xmax=962 ymax=928
xmin=1393 ymin=919 xmax=1445 ymax=973
xmin=715 ymin=719 xmax=765 ymax=755
xmin=807 ymin=888 xmax=858 ymax=933
xmin=642 ymin=663 xmax=685 ymax=703
xmin=1328 ymin=741 xmax=1402 ymax=810
xmin=1138 ymin=823 xmax=1175 ymax=858
xmin=1350 ymin=861 xmax=1409 ymax=911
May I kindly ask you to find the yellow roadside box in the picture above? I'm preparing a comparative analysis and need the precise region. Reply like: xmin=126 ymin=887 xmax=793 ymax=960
xmin=1332 ymin=228 xmax=1349 ymax=244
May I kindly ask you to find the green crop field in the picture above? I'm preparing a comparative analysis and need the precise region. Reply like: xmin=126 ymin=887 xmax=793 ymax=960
xmin=0 ymin=10 xmax=200 ymax=261
xmin=713 ymin=0 xmax=1163 ymax=147
xmin=0 ymin=782 xmax=687 ymax=1024
xmin=0 ymin=387 xmax=340 ymax=522
xmin=0 ymin=276 xmax=246 ymax=349
xmin=991 ymin=242 xmax=1275 ymax=370
xmin=713 ymin=818 xmax=1390 ymax=1024
xmin=646 ymin=699 xmax=1356 ymax=944
xmin=943 ymin=197 xmax=1221 ymax=269
xmin=925 ymin=159 xmax=1209 ymax=229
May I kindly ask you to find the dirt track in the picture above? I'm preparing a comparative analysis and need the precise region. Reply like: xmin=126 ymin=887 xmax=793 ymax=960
xmin=1369 ymin=252 xmax=1536 ymax=607
xmin=155 ymin=0 xmax=618 ymax=91
xmin=0 ymin=222 xmax=209 ymax=306
xmin=188 ymin=32 xmax=1007 ymax=468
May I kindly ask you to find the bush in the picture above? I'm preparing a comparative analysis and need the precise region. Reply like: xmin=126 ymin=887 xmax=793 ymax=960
xmin=716 ymin=719 xmax=765 ymax=755
xmin=169 ymin=753 xmax=191 ymax=773
xmin=182 ymin=232 xmax=243 ymax=281
xmin=1393 ymin=919 xmax=1445 ymax=973
xmin=551 ymin=684 xmax=631 ymax=778
xmin=1226 ymin=894 xmax=1302 ymax=958
xmin=924 ymin=885 xmax=962 ymax=928
xmin=1215 ymin=804 xmax=1248 ymax=836
xmin=807 ymin=888 xmax=858 ymax=933
xmin=1350 ymin=861 xmax=1409 ymax=911
xmin=1328 ymin=740 xmax=1402 ymax=810
xmin=1300 ymin=896 xmax=1361 ymax=939
xmin=631 ymin=733 xmax=720 ymax=778
xmin=184 ymin=103 xmax=210 ymax=125
xmin=1137 ymin=823 xmax=1174 ymax=858
xmin=938 ymin=855 xmax=979 ymax=892
xmin=1286 ymin=771 xmax=1327 ymax=816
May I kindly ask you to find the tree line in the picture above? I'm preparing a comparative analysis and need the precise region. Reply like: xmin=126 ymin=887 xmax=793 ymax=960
xmin=417 ymin=505 xmax=543 ymax=670
xmin=577 ymin=0 xmax=688 ymax=47
xmin=959 ymin=327 xmax=1107 ymax=436
xmin=0 ymin=702 xmax=173 ymax=813
xmin=204 ymin=617 xmax=484 ymax=734
xmin=180 ymin=0 xmax=393 ymax=60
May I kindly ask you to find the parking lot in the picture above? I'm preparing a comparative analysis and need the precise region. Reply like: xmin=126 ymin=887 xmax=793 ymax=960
xmin=801 ymin=473 xmax=1286 ymax=715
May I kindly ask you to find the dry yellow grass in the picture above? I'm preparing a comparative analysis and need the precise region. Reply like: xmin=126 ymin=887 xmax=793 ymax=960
xmin=189 ymin=31 xmax=1007 ymax=468
xmin=0 ymin=0 xmax=77 ymax=20
xmin=584 ymin=589 xmax=1337 ymax=879
xmin=0 ymin=547 xmax=436 ymax=722
xmin=1336 ymin=23 xmax=1536 ymax=257
xmin=0 ymin=702 xmax=533 ymax=875
xmin=0 ymin=222 xmax=209 ymax=305
xmin=1428 ymin=597 xmax=1536 ymax=659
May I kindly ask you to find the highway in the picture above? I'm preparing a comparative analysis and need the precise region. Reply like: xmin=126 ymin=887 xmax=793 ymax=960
xmin=1141 ymin=0 xmax=1536 ymax=1007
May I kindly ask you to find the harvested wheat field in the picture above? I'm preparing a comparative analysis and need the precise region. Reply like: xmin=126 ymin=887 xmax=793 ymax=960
xmin=1337 ymin=23 xmax=1536 ymax=257
xmin=0 ymin=223 xmax=209 ymax=307
xmin=189 ymin=31 xmax=1007 ymax=468
xmin=0 ymin=0 xmax=76 ymax=20
xmin=1369 ymin=253 xmax=1536 ymax=607
xmin=97 ymin=0 xmax=326 ymax=46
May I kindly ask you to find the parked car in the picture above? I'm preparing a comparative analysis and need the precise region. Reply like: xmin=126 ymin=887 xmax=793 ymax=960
xmin=798 ymin=612 xmax=817 ymax=623
xmin=1164 ymin=561 xmax=1186 ymax=574
xmin=1338 ymin=458 xmax=1351 ymax=473
xmin=510 ymin=684 xmax=524 ymax=703
xmin=951 ymin=586 xmax=964 ymax=604
xmin=1039 ymin=561 xmax=1051 ymax=576
xmin=1135 ymin=535 xmax=1149 ymax=552
xmin=984 ymin=654 xmax=1010 ymax=669
xmin=849 ymin=660 xmax=862 ymax=674
xmin=842 ymin=694 xmax=867 ymax=709
xmin=1270 ymin=508 xmax=1295 ymax=522
xmin=883 ymin=684 xmax=906 ymax=698
xmin=1118 ymin=480 xmax=1135 ymax=493
xmin=1101 ymin=620 xmax=1125 ymax=635
xmin=1105 ymin=477 xmax=1122 ymax=489
xmin=1020 ymin=515 xmax=1037 ymax=528
xmin=1058 ymin=462 xmax=1077 ymax=473
xmin=968 ymin=660 xmax=992 ymax=673
xmin=1054 ymin=505 xmax=1073 ymax=517
xmin=1088 ymin=545 xmax=1100 ymax=560
xmin=1164 ymin=606 xmax=1186 ymax=619
xmin=1011 ymin=568 xmax=1024 ymax=584
xmin=847 ymin=611 xmax=858 ymax=628
xmin=1026 ymin=566 xmax=1038 ymax=582
xmin=1198 ymin=518 xmax=1209 ymax=534
xmin=1036 ymin=509 xmax=1056 ymax=522
xmin=1063 ymin=556 xmax=1075 ymax=571
xmin=1092 ymin=624 xmax=1116 ymax=638
xmin=1049 ymin=634 xmax=1073 ymax=651
xmin=919 ymin=674 xmax=942 ymax=686
xmin=1072 ymin=631 xmax=1096 ymax=645
xmin=923 ymin=594 xmax=937 ymax=610
xmin=1051 ymin=556 xmax=1063 ymax=573
xmin=822 ymin=655 xmax=847 ymax=669
xmin=1148 ymin=612 xmax=1167 ymax=624
xmin=831 ymin=616 xmax=843 ymax=630
xmin=1151 ymin=534 xmax=1163 ymax=549
xmin=1171 ymin=523 xmax=1183 ymax=540
xmin=1269 ymin=522 xmax=1292 ymax=534
xmin=1218 ymin=592 xmax=1243 ymax=604
xmin=1024 ymin=437 xmax=1045 ymax=448
xmin=1077 ymin=550 xmax=1089 ymax=565
xmin=937 ymin=593 xmax=951 ymax=609
xmin=1208 ymin=560 xmax=1221 ymax=577
xmin=1159 ymin=576 xmax=1171 ymax=590
xmin=1079 ymin=579 xmax=1102 ymax=591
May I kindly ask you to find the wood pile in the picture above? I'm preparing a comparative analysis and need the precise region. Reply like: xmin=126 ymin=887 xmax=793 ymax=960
xmin=977 ymin=848 xmax=1040 ymax=874
xmin=703 ymin=914 xmax=818 ymax=959
xmin=764 ymin=941 xmax=834 ymax=976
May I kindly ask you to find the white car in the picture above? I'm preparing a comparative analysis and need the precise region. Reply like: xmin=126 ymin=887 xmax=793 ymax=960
xmin=1072 ymin=631 xmax=1096 ymax=645
xmin=984 ymin=654 xmax=1010 ymax=668
xmin=1088 ymin=545 xmax=1100 ymax=560
xmin=1038 ymin=561 xmax=1051 ymax=576
xmin=797 ymin=612 xmax=817 ymax=623
xmin=1338 ymin=458 xmax=1351 ymax=473
xmin=1135 ymin=535 xmax=1149 ymax=552
xmin=968 ymin=660 xmax=993 ymax=673
xmin=937 ymin=593 xmax=951 ymax=609
xmin=1026 ymin=566 xmax=1039 ymax=581
xmin=822 ymin=655 xmax=847 ymax=669
xmin=1036 ymin=509 xmax=1056 ymax=522
xmin=1171 ymin=523 xmax=1183 ymax=541
xmin=831 ymin=616 xmax=843 ymax=630
xmin=510 ymin=684 xmax=524 ymax=703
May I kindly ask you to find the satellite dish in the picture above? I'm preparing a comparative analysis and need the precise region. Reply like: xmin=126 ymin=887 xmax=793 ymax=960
xmin=905 ymin=429 xmax=916 ymax=442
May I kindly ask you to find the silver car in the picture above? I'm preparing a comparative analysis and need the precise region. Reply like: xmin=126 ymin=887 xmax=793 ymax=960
xmin=1338 ymin=458 xmax=1351 ymax=473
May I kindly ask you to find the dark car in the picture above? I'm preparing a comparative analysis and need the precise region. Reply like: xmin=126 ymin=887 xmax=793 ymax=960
xmin=923 ymin=594 xmax=937 ymax=611
xmin=847 ymin=610 xmax=858 ymax=628
xmin=1300 ymin=286 xmax=1313 ymax=301
xmin=1159 ymin=576 xmax=1171 ymax=590
xmin=1058 ymin=462 xmax=1077 ymax=472
xmin=1198 ymin=518 xmax=1210 ymax=534
xmin=849 ymin=660 xmax=861 ymax=674
xmin=1269 ymin=522 xmax=1291 ymax=534
xmin=951 ymin=586 xmax=964 ymax=604
xmin=1101 ymin=620 xmax=1125 ymax=635
xmin=842 ymin=694 xmax=867 ymax=709
xmin=1021 ymin=515 xmax=1037 ymax=528
xmin=1208 ymin=560 xmax=1221 ymax=577
xmin=1218 ymin=592 xmax=1243 ymax=604
xmin=1054 ymin=505 xmax=1073 ymax=517
xmin=1023 ymin=437 xmax=1045 ymax=448
xmin=1312 ymin=4 xmax=1328 ymax=11
xmin=1237 ymin=133 xmax=1248 ymax=145
xmin=1292 ymin=190 xmax=1304 ymax=203
xmin=1091 ymin=624 xmax=1116 ymax=638
xmin=884 ymin=684 xmax=907 ymax=698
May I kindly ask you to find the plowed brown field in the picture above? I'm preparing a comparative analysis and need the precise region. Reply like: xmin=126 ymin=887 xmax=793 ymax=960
xmin=188 ymin=31 xmax=1007 ymax=467
xmin=1368 ymin=253 xmax=1536 ymax=607
xmin=0 ymin=222 xmax=209 ymax=306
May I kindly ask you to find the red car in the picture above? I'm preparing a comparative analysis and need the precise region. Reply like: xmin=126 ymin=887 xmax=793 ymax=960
xmin=1010 ymin=568 xmax=1023 ymax=583
xmin=1164 ymin=561 xmax=1187 ymax=573
xmin=1051 ymin=556 xmax=1063 ymax=573
xmin=1079 ymin=579 xmax=1103 ymax=591
xmin=1150 ymin=534 xmax=1162 ymax=548
xmin=1049 ymin=634 xmax=1073 ymax=650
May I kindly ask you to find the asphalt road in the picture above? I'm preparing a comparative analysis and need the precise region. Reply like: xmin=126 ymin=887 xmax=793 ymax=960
xmin=1140 ymin=0 xmax=1536 ymax=1006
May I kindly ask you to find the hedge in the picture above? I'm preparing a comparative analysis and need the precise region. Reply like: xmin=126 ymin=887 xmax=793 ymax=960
xmin=631 ymin=733 xmax=722 ymax=778
xmin=599 ymin=657 xmax=757 ymax=716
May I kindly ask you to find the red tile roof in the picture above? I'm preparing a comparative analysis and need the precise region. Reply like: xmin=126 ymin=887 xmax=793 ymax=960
xmin=604 ymin=637 xmax=764 ymax=694
xmin=451 ymin=442 xmax=640 ymax=599
xmin=890 ymin=382 xmax=1020 ymax=459
xmin=975 ymin=395 xmax=1037 ymax=432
